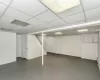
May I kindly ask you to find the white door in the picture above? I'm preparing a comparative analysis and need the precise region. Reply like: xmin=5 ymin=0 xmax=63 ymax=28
xmin=21 ymin=34 xmax=27 ymax=58
xmin=16 ymin=34 xmax=22 ymax=58
xmin=16 ymin=34 xmax=27 ymax=58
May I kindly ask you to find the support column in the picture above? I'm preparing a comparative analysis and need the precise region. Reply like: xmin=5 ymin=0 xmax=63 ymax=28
xmin=42 ymin=32 xmax=44 ymax=65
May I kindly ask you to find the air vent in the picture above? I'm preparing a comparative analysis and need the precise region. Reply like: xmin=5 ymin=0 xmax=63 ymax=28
xmin=11 ymin=20 xmax=30 ymax=27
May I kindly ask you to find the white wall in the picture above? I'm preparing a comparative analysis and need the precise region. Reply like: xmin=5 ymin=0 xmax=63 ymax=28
xmin=37 ymin=36 xmax=47 ymax=53
xmin=81 ymin=43 xmax=98 ymax=60
xmin=45 ymin=35 xmax=82 ymax=57
xmin=40 ymin=33 xmax=98 ymax=60
xmin=81 ymin=34 xmax=98 ymax=60
xmin=0 ymin=31 xmax=16 ymax=65
xmin=27 ymin=35 xmax=46 ymax=59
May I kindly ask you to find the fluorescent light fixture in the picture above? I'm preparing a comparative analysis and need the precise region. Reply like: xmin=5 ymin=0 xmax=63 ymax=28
xmin=55 ymin=32 xmax=62 ymax=35
xmin=41 ymin=0 xmax=80 ymax=13
xmin=77 ymin=29 xmax=88 ymax=32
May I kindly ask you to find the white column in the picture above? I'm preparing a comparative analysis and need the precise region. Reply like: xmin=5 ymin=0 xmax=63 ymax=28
xmin=98 ymin=32 xmax=100 ymax=70
xmin=42 ymin=32 xmax=44 ymax=65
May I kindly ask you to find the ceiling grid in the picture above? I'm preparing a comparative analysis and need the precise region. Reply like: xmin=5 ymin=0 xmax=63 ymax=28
xmin=37 ymin=0 xmax=68 ymax=24
xmin=0 ymin=0 xmax=100 ymax=34
xmin=79 ymin=0 xmax=87 ymax=22
xmin=0 ymin=0 xmax=13 ymax=19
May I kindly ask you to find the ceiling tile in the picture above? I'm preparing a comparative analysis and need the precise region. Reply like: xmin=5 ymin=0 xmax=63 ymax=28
xmin=29 ymin=23 xmax=54 ymax=32
xmin=13 ymin=28 xmax=25 ymax=33
xmin=27 ymin=18 xmax=45 ymax=26
xmin=49 ymin=19 xmax=67 ymax=27
xmin=57 ymin=5 xmax=83 ymax=18
xmin=82 ymin=0 xmax=100 ymax=10
xmin=26 ymin=24 xmax=53 ymax=33
xmin=35 ymin=23 xmax=53 ymax=29
xmin=87 ymin=17 xmax=100 ymax=22
xmin=0 ymin=0 xmax=11 ymax=5
xmin=10 ymin=0 xmax=47 ymax=16
xmin=0 ymin=16 xmax=23 ymax=28
xmin=86 ymin=7 xmax=100 ymax=20
xmin=4 ymin=7 xmax=32 ymax=21
xmin=67 ymin=20 xmax=85 ymax=26
xmin=0 ymin=3 xmax=7 ymax=17
xmin=63 ymin=12 xmax=85 ymax=24
xmin=0 ymin=21 xmax=26 ymax=33
xmin=26 ymin=25 xmax=35 ymax=28
xmin=0 ymin=15 xmax=14 ymax=23
xmin=0 ymin=19 xmax=19 ymax=28
xmin=36 ymin=10 xmax=59 ymax=22
xmin=26 ymin=27 xmax=43 ymax=33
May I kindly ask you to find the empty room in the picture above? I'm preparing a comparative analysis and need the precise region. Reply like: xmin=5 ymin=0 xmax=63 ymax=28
xmin=0 ymin=0 xmax=100 ymax=80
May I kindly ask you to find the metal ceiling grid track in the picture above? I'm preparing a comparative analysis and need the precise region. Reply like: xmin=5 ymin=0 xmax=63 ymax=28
xmin=79 ymin=0 xmax=87 ymax=22
xmin=37 ymin=0 xmax=68 ymax=24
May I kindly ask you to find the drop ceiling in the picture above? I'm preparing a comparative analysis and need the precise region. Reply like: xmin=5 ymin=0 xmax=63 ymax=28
xmin=0 ymin=0 xmax=100 ymax=34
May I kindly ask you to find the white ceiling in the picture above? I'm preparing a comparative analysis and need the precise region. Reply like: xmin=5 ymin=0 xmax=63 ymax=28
xmin=0 ymin=0 xmax=100 ymax=34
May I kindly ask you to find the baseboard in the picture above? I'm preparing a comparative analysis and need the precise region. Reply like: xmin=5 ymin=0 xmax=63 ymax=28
xmin=47 ymin=52 xmax=81 ymax=58
xmin=17 ymin=57 xmax=27 ymax=59
xmin=17 ymin=57 xmax=27 ymax=61
xmin=26 ymin=53 xmax=47 ymax=60
xmin=0 ymin=60 xmax=16 ymax=66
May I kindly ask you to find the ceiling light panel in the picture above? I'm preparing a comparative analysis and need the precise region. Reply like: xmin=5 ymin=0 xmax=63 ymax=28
xmin=82 ymin=0 xmax=100 ymax=10
xmin=63 ymin=12 xmax=85 ymax=23
xmin=49 ymin=19 xmax=67 ymax=27
xmin=36 ymin=10 xmax=59 ymax=22
xmin=85 ymin=7 xmax=100 ymax=20
xmin=41 ymin=0 xmax=80 ymax=13
xmin=57 ymin=5 xmax=82 ymax=18
xmin=0 ymin=0 xmax=11 ymax=5
xmin=55 ymin=32 xmax=62 ymax=35
xmin=77 ymin=29 xmax=88 ymax=32
xmin=0 ymin=3 xmax=7 ymax=17
xmin=4 ymin=7 xmax=32 ymax=21
xmin=27 ymin=18 xmax=45 ymax=26
xmin=10 ymin=0 xmax=47 ymax=16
